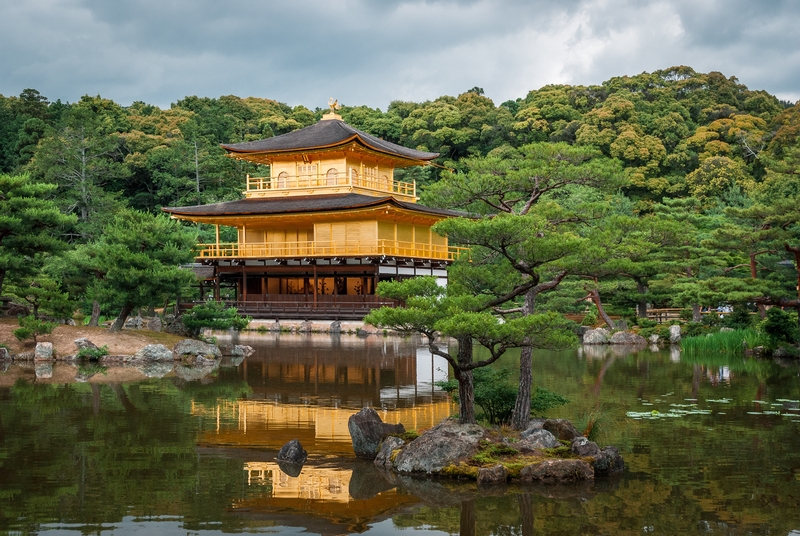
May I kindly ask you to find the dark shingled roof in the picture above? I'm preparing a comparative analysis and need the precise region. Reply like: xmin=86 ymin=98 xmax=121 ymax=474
xmin=221 ymin=118 xmax=439 ymax=161
xmin=162 ymin=193 xmax=469 ymax=218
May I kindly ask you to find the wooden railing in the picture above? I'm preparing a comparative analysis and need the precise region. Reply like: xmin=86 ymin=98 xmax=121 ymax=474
xmin=194 ymin=240 xmax=469 ymax=261
xmin=181 ymin=297 xmax=398 ymax=320
xmin=246 ymin=173 xmax=416 ymax=198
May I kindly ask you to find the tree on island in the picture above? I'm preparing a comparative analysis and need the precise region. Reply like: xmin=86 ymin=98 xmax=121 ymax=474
xmin=364 ymin=277 xmax=575 ymax=424
xmin=423 ymin=142 xmax=622 ymax=429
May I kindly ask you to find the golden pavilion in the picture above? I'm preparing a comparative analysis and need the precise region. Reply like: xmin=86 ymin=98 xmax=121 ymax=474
xmin=163 ymin=105 xmax=467 ymax=319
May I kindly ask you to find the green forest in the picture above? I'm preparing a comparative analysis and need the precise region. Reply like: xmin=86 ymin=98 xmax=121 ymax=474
xmin=1 ymin=65 xmax=799 ymax=340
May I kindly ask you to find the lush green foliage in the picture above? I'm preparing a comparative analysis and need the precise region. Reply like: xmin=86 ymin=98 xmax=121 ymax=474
xmin=759 ymin=308 xmax=799 ymax=350
xmin=437 ymin=367 xmax=569 ymax=425
xmin=13 ymin=314 xmax=56 ymax=343
xmin=182 ymin=301 xmax=252 ymax=336
xmin=77 ymin=345 xmax=109 ymax=361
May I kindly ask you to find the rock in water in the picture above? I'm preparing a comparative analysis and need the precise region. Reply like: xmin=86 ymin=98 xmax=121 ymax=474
xmin=543 ymin=419 xmax=582 ymax=441
xmin=520 ymin=459 xmax=594 ymax=483
xmin=477 ymin=465 xmax=508 ymax=486
xmin=277 ymin=439 xmax=308 ymax=464
xmin=374 ymin=436 xmax=405 ymax=470
xmin=582 ymin=328 xmax=610 ymax=344
xmin=517 ymin=429 xmax=560 ymax=452
xmin=0 ymin=347 xmax=10 ymax=360
xmin=134 ymin=344 xmax=174 ymax=361
xmin=392 ymin=419 xmax=486 ymax=474
xmin=173 ymin=339 xmax=221 ymax=360
xmin=348 ymin=407 xmax=405 ymax=459
xmin=571 ymin=436 xmax=601 ymax=457
xmin=592 ymin=446 xmax=625 ymax=475
xmin=34 ymin=342 xmax=53 ymax=360
xmin=609 ymin=331 xmax=647 ymax=345
xmin=669 ymin=325 xmax=682 ymax=344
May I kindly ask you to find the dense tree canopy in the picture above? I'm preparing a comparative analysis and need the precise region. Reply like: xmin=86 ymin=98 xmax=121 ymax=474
xmin=0 ymin=64 xmax=796 ymax=348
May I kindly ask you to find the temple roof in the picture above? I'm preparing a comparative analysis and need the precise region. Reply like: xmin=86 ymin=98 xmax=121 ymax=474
xmin=221 ymin=117 xmax=439 ymax=162
xmin=162 ymin=193 xmax=468 ymax=218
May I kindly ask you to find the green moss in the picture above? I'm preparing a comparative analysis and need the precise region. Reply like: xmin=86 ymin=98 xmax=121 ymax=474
xmin=542 ymin=446 xmax=575 ymax=458
xmin=440 ymin=463 xmax=479 ymax=479
xmin=391 ymin=430 xmax=419 ymax=441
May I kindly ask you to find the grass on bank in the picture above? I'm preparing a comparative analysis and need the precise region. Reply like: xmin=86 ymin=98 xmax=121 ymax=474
xmin=681 ymin=328 xmax=765 ymax=355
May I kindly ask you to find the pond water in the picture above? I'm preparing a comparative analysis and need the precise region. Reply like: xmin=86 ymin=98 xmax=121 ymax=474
xmin=1 ymin=333 xmax=799 ymax=535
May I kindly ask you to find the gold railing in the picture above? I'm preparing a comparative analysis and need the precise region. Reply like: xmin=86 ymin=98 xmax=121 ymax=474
xmin=194 ymin=240 xmax=468 ymax=261
xmin=246 ymin=173 xmax=416 ymax=197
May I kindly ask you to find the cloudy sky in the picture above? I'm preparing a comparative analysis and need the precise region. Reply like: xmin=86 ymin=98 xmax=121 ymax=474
xmin=1 ymin=0 xmax=798 ymax=110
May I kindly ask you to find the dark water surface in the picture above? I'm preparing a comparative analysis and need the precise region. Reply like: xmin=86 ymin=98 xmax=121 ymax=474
xmin=1 ymin=333 xmax=799 ymax=535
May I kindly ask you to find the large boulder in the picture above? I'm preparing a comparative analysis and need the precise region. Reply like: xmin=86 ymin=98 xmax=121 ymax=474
xmin=582 ymin=328 xmax=610 ymax=344
xmin=146 ymin=316 xmax=162 ymax=332
xmin=34 ymin=342 xmax=54 ymax=360
xmin=517 ymin=429 xmax=560 ymax=452
xmin=477 ymin=465 xmax=508 ymax=486
xmin=218 ymin=344 xmax=255 ymax=358
xmin=669 ymin=325 xmax=682 ymax=344
xmin=348 ymin=407 xmax=405 ymax=459
xmin=374 ymin=436 xmax=405 ymax=470
xmin=392 ymin=419 xmax=486 ymax=474
xmin=591 ymin=446 xmax=625 ymax=475
xmin=520 ymin=459 xmax=594 ymax=483
xmin=173 ymin=339 xmax=221 ymax=360
xmin=134 ymin=344 xmax=175 ymax=361
xmin=277 ymin=439 xmax=308 ymax=464
xmin=543 ymin=419 xmax=582 ymax=441
xmin=609 ymin=331 xmax=647 ymax=345
xmin=571 ymin=436 xmax=601 ymax=457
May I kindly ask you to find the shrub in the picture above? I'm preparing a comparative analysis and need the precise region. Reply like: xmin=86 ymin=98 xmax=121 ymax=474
xmin=683 ymin=322 xmax=705 ymax=338
xmin=636 ymin=318 xmax=657 ymax=329
xmin=77 ymin=345 xmax=109 ymax=361
xmin=758 ymin=308 xmax=799 ymax=350
xmin=723 ymin=303 xmax=755 ymax=330
xmin=182 ymin=301 xmax=252 ymax=336
xmin=437 ymin=367 xmax=569 ymax=425
xmin=580 ymin=308 xmax=598 ymax=326
xmin=679 ymin=309 xmax=694 ymax=321
xmin=13 ymin=315 xmax=56 ymax=343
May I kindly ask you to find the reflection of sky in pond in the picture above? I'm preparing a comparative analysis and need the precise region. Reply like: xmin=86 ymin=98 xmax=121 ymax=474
xmin=3 ymin=333 xmax=800 ymax=534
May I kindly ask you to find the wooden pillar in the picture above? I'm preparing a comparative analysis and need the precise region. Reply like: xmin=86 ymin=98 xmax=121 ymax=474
xmin=215 ymin=224 xmax=220 ymax=257
xmin=313 ymin=264 xmax=318 ymax=306
xmin=261 ymin=276 xmax=266 ymax=299
xmin=242 ymin=265 xmax=247 ymax=302
xmin=199 ymin=281 xmax=205 ymax=300
xmin=214 ymin=265 xmax=220 ymax=301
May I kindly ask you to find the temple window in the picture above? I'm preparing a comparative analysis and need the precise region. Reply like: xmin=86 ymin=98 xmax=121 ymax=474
xmin=326 ymin=167 xmax=338 ymax=185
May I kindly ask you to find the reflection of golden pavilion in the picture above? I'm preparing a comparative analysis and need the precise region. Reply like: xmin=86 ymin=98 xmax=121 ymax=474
xmin=164 ymin=108 xmax=468 ymax=319
xmin=194 ymin=399 xmax=454 ymax=455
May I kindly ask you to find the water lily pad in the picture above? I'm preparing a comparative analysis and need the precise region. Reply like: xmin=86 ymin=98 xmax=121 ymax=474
xmin=707 ymin=398 xmax=732 ymax=403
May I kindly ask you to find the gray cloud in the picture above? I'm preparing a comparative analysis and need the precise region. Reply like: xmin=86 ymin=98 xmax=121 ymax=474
xmin=0 ymin=0 xmax=797 ymax=110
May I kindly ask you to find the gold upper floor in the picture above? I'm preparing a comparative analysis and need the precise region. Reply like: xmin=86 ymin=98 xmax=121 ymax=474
xmin=244 ymin=153 xmax=416 ymax=202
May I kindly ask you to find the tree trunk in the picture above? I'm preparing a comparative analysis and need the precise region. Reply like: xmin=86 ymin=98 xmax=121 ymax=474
xmin=88 ymin=300 xmax=101 ymax=327
xmin=750 ymin=252 xmax=767 ymax=319
xmin=456 ymin=336 xmax=476 ymax=424
xmin=108 ymin=303 xmax=134 ymax=332
xmin=511 ymin=288 xmax=536 ymax=431
xmin=0 ymin=269 xmax=5 ymax=297
xmin=588 ymin=286 xmax=616 ymax=329
xmin=691 ymin=303 xmax=702 ymax=323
